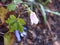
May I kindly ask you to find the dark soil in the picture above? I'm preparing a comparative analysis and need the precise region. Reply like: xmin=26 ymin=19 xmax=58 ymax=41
xmin=0 ymin=0 xmax=60 ymax=45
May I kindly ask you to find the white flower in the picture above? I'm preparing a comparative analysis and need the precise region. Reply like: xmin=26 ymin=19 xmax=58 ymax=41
xmin=30 ymin=11 xmax=39 ymax=25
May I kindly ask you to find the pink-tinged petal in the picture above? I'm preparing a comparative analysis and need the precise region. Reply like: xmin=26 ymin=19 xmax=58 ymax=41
xmin=53 ymin=41 xmax=60 ymax=45
xmin=30 ymin=11 xmax=39 ymax=25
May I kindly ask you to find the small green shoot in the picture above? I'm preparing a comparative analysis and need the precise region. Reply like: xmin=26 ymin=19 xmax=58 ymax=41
xmin=7 ymin=0 xmax=23 ymax=11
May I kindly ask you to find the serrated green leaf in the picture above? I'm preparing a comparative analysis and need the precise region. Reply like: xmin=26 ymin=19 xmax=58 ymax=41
xmin=7 ymin=3 xmax=16 ymax=11
xmin=10 ymin=15 xmax=16 ymax=23
xmin=18 ymin=23 xmax=24 ymax=32
xmin=6 ymin=15 xmax=16 ymax=24
xmin=17 ymin=18 xmax=26 ymax=25
xmin=9 ymin=25 xmax=15 ymax=32
xmin=6 ymin=15 xmax=26 ymax=32
xmin=13 ymin=22 xmax=18 ymax=30
xmin=10 ymin=15 xmax=16 ymax=19
xmin=6 ymin=18 xmax=10 ymax=24
xmin=9 ymin=22 xmax=17 ymax=32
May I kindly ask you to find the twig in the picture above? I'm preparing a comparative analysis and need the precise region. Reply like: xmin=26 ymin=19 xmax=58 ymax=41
xmin=47 ymin=21 xmax=55 ymax=37
xmin=17 ymin=5 xmax=21 ymax=18
xmin=46 ymin=21 xmax=52 ymax=32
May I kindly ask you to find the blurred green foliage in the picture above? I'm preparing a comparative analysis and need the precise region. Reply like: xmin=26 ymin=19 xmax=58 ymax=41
xmin=6 ymin=15 xmax=26 ymax=32
xmin=7 ymin=3 xmax=16 ymax=11
xmin=7 ymin=0 xmax=23 ymax=11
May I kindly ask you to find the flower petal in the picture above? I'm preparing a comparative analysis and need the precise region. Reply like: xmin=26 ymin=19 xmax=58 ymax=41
xmin=30 ymin=11 xmax=39 ymax=25
xmin=15 ymin=30 xmax=21 ymax=42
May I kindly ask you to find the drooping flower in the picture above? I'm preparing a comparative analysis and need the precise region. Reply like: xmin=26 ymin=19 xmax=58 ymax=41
xmin=30 ymin=11 xmax=39 ymax=25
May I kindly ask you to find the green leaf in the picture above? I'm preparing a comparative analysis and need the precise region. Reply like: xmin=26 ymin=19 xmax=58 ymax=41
xmin=4 ymin=34 xmax=10 ymax=42
xmin=6 ymin=15 xmax=16 ymax=32
xmin=6 ymin=15 xmax=16 ymax=24
xmin=9 ymin=22 xmax=17 ymax=32
xmin=17 ymin=18 xmax=26 ymax=25
xmin=10 ymin=15 xmax=16 ymax=22
xmin=10 ymin=15 xmax=16 ymax=19
xmin=6 ymin=15 xmax=26 ymax=32
xmin=18 ymin=24 xmax=24 ymax=32
xmin=17 ymin=18 xmax=26 ymax=32
xmin=13 ymin=0 xmax=23 ymax=5
xmin=9 ymin=25 xmax=15 ymax=32
xmin=7 ymin=3 xmax=16 ymax=11
xmin=13 ymin=22 xmax=18 ymax=30
xmin=45 ymin=9 xmax=60 ymax=16
xmin=6 ymin=18 xmax=11 ymax=24
xmin=39 ymin=4 xmax=47 ymax=23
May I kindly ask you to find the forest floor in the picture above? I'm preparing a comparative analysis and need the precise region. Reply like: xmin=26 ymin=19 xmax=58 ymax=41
xmin=0 ymin=0 xmax=60 ymax=45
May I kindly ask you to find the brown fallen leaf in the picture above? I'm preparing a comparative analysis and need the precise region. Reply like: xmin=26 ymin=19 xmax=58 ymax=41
xmin=0 ymin=6 xmax=8 ymax=25
xmin=4 ymin=33 xmax=15 ymax=45
xmin=9 ymin=33 xmax=15 ymax=45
